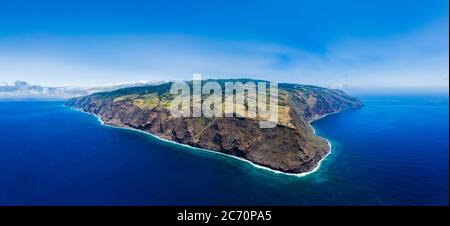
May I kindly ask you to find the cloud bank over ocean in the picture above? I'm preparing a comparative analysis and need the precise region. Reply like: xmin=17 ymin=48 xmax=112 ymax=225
xmin=0 ymin=81 xmax=160 ymax=98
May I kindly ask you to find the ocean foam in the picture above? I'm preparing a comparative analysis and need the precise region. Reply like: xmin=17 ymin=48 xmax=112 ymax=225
xmin=70 ymin=107 xmax=334 ymax=177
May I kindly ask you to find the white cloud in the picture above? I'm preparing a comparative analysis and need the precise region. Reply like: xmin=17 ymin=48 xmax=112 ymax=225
xmin=0 ymin=80 xmax=161 ymax=98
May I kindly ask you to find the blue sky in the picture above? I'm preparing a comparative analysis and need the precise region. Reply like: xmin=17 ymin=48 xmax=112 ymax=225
xmin=0 ymin=0 xmax=448 ymax=89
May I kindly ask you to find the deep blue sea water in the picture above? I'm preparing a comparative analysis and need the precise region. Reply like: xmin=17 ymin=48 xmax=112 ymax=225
xmin=0 ymin=94 xmax=448 ymax=205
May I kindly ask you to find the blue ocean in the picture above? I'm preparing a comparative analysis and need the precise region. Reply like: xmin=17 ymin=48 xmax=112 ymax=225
xmin=0 ymin=94 xmax=448 ymax=205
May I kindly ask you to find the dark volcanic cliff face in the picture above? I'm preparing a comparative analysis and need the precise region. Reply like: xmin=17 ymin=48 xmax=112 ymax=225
xmin=66 ymin=80 xmax=362 ymax=174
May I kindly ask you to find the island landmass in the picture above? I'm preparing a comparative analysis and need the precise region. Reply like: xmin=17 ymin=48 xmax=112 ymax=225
xmin=66 ymin=79 xmax=362 ymax=174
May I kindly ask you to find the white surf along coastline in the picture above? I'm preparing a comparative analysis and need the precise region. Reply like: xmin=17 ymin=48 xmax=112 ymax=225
xmin=70 ymin=107 xmax=335 ymax=177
